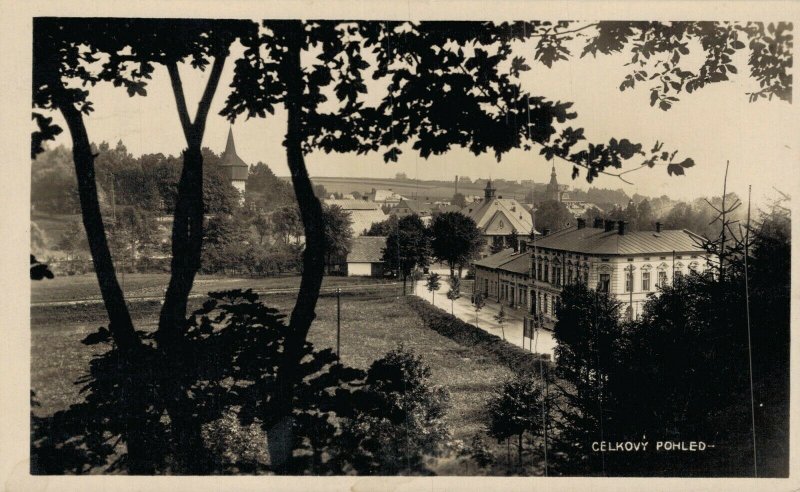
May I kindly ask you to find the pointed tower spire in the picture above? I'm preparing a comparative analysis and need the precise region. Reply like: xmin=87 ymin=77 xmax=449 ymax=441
xmin=224 ymin=126 xmax=237 ymax=157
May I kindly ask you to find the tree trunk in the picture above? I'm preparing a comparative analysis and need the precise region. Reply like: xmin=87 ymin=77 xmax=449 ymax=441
xmin=55 ymin=86 xmax=156 ymax=473
xmin=155 ymin=53 xmax=227 ymax=473
xmin=518 ymin=433 xmax=523 ymax=470
xmin=157 ymin=145 xmax=204 ymax=346
xmin=266 ymin=21 xmax=327 ymax=471
xmin=58 ymin=103 xmax=140 ymax=351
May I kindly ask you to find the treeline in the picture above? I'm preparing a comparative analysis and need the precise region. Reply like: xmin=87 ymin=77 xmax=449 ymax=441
xmin=529 ymin=193 xmax=747 ymax=238
xmin=31 ymin=141 xmax=313 ymax=275
xmin=32 ymin=141 xmax=245 ymax=215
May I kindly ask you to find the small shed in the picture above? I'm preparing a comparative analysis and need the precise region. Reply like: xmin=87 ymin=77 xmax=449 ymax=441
xmin=347 ymin=236 xmax=387 ymax=277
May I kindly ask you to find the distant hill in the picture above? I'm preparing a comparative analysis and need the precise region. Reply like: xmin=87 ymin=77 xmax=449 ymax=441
xmin=278 ymin=176 xmax=539 ymax=202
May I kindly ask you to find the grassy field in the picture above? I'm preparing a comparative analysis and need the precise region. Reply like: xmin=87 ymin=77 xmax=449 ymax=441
xmin=31 ymin=273 xmax=398 ymax=303
xmin=31 ymin=276 xmax=520 ymax=475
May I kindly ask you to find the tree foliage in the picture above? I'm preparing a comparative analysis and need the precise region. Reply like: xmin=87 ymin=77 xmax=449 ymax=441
xmin=534 ymin=200 xmax=574 ymax=232
xmin=430 ymin=212 xmax=485 ymax=276
xmin=321 ymin=203 xmax=354 ymax=273
xmin=334 ymin=346 xmax=452 ymax=474
xmin=486 ymin=376 xmax=553 ymax=471
xmin=382 ymin=214 xmax=431 ymax=281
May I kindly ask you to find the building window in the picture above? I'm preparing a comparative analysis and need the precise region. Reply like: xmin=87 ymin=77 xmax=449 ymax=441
xmin=642 ymin=271 xmax=651 ymax=291
xmin=657 ymin=271 xmax=667 ymax=288
xmin=599 ymin=273 xmax=610 ymax=292
xmin=625 ymin=270 xmax=633 ymax=292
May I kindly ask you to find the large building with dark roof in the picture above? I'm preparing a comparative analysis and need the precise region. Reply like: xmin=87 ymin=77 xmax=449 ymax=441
xmin=473 ymin=217 xmax=712 ymax=329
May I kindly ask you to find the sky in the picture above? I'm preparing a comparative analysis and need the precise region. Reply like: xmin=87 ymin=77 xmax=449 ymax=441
xmin=44 ymin=26 xmax=798 ymax=206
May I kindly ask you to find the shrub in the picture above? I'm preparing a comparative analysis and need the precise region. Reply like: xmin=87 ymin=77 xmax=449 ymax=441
xmin=333 ymin=345 xmax=453 ymax=475
xmin=405 ymin=296 xmax=551 ymax=376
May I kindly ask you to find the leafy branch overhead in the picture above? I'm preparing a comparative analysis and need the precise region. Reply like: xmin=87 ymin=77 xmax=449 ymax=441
xmin=220 ymin=20 xmax=790 ymax=186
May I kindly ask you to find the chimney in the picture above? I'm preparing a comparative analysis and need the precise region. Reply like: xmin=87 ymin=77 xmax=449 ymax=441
xmin=617 ymin=220 xmax=627 ymax=235
xmin=604 ymin=220 xmax=615 ymax=232
xmin=577 ymin=218 xmax=586 ymax=229
xmin=655 ymin=221 xmax=662 ymax=233
xmin=593 ymin=217 xmax=604 ymax=229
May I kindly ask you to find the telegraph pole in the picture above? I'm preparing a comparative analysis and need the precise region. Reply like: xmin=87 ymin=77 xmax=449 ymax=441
xmin=336 ymin=287 xmax=341 ymax=360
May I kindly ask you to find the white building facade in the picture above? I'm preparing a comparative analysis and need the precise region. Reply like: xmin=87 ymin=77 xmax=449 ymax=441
xmin=524 ymin=218 xmax=712 ymax=332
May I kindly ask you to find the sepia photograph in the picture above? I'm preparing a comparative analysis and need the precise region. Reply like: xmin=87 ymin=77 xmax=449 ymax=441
xmin=2 ymin=1 xmax=798 ymax=490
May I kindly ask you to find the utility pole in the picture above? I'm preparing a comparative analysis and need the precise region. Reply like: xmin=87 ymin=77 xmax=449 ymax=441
xmin=336 ymin=287 xmax=341 ymax=360
xmin=744 ymin=185 xmax=757 ymax=477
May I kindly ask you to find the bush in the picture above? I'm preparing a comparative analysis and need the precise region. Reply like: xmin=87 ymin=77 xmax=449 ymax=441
xmin=333 ymin=345 xmax=453 ymax=475
xmin=405 ymin=297 xmax=551 ymax=376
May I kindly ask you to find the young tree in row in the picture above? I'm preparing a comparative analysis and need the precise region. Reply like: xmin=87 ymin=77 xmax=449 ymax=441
xmin=446 ymin=275 xmax=462 ymax=315
xmin=430 ymin=212 xmax=485 ymax=277
xmin=494 ymin=304 xmax=508 ymax=341
xmin=426 ymin=272 xmax=441 ymax=306
xmin=473 ymin=292 xmax=486 ymax=328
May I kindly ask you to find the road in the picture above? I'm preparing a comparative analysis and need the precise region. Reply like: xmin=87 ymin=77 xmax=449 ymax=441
xmin=413 ymin=276 xmax=556 ymax=360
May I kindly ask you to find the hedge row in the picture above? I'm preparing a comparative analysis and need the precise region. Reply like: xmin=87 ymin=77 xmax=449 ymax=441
xmin=405 ymin=296 xmax=554 ymax=376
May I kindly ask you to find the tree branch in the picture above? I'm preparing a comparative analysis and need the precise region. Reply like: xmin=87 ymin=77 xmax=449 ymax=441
xmin=167 ymin=61 xmax=193 ymax=144
xmin=192 ymin=53 xmax=228 ymax=143
xmin=523 ymin=22 xmax=600 ymax=39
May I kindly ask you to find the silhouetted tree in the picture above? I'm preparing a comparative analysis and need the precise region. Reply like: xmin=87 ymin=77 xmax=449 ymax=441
xmin=430 ymin=212 xmax=485 ymax=277
xmin=382 ymin=214 xmax=431 ymax=291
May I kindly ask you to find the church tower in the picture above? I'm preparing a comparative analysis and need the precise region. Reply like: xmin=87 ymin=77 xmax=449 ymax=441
xmin=219 ymin=127 xmax=249 ymax=200
xmin=545 ymin=163 xmax=569 ymax=202
xmin=546 ymin=163 xmax=559 ymax=201
xmin=484 ymin=179 xmax=496 ymax=200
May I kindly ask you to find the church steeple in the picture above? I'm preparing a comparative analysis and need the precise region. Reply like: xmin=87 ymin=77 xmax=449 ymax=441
xmin=484 ymin=179 xmax=496 ymax=200
xmin=218 ymin=127 xmax=249 ymax=200
xmin=224 ymin=126 xmax=237 ymax=157
xmin=549 ymin=162 xmax=558 ymax=186
xmin=220 ymin=126 xmax=247 ymax=169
